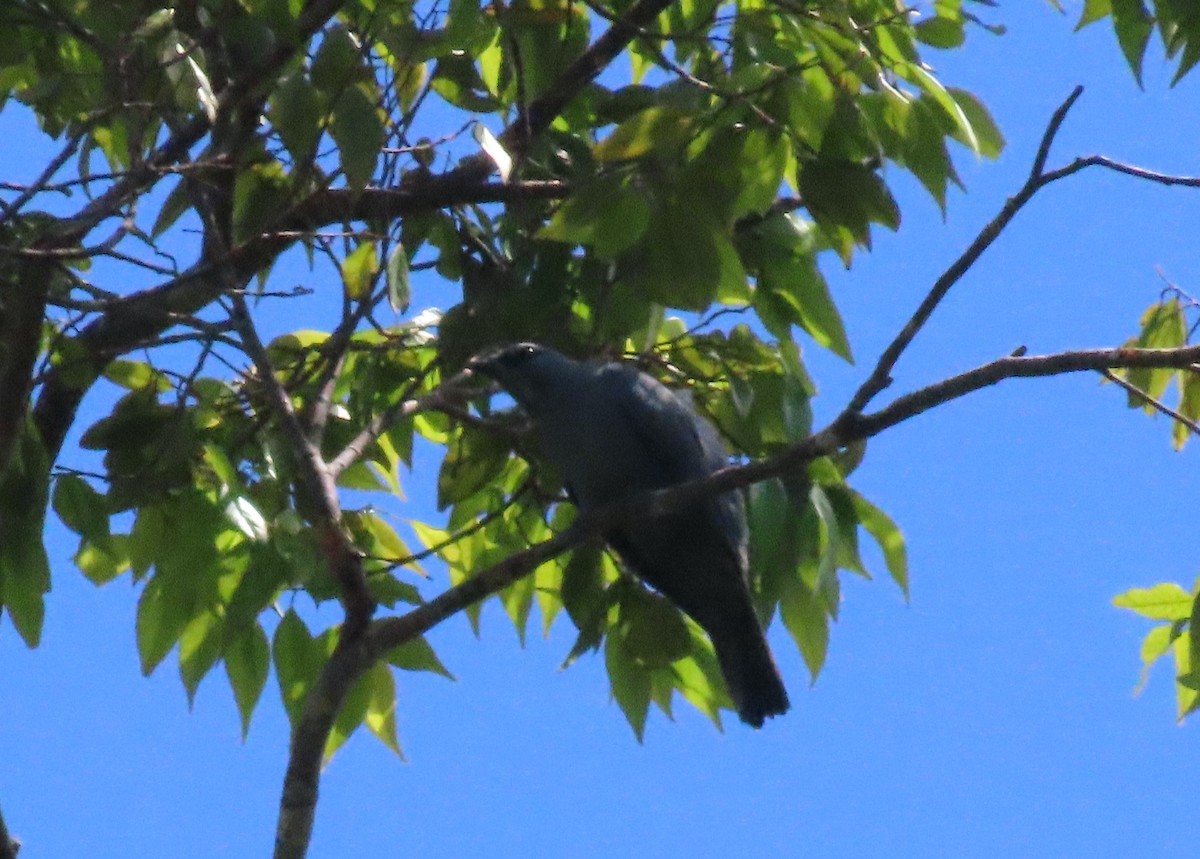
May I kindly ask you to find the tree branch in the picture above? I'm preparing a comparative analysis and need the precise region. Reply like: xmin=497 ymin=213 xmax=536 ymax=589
xmin=845 ymin=85 xmax=1086 ymax=415
xmin=372 ymin=343 xmax=1200 ymax=654
xmin=31 ymin=178 xmax=569 ymax=463
xmin=326 ymin=368 xmax=473 ymax=479
xmin=272 ymin=332 xmax=1200 ymax=858
xmin=45 ymin=0 xmax=349 ymax=247
xmin=1100 ymin=368 xmax=1200 ymax=436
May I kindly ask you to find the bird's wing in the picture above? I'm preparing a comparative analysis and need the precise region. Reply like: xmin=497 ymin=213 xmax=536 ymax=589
xmin=609 ymin=367 xmax=748 ymax=560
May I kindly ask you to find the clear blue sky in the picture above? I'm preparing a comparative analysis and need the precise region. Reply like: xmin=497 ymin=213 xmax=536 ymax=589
xmin=3 ymin=4 xmax=1199 ymax=857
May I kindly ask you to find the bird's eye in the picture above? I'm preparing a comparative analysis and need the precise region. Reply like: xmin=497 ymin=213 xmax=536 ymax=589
xmin=507 ymin=343 xmax=538 ymax=363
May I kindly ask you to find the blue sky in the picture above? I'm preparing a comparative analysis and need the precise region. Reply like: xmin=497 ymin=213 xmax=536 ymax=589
xmin=3 ymin=4 xmax=1199 ymax=857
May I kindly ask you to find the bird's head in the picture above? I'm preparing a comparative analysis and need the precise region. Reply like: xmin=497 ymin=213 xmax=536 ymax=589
xmin=467 ymin=342 xmax=578 ymax=416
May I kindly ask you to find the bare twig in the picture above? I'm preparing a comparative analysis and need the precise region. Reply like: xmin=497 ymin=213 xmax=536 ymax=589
xmin=326 ymin=367 xmax=469 ymax=479
xmin=1101 ymin=368 xmax=1200 ymax=437
xmin=845 ymin=85 xmax=1086 ymax=415
xmin=0 ymin=131 xmax=83 ymax=227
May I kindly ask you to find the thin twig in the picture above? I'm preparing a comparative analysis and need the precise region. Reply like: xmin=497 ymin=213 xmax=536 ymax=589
xmin=0 ymin=131 xmax=83 ymax=227
xmin=327 ymin=367 xmax=467 ymax=478
xmin=845 ymin=85 xmax=1086 ymax=415
xmin=1101 ymin=368 xmax=1200 ymax=436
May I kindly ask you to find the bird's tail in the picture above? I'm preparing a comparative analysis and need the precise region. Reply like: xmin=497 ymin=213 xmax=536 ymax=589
xmin=710 ymin=617 xmax=790 ymax=729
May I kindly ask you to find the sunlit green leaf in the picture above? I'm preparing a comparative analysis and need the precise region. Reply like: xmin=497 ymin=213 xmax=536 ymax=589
xmin=225 ymin=623 xmax=271 ymax=739
xmin=274 ymin=609 xmax=319 ymax=726
xmin=365 ymin=662 xmax=405 ymax=758
xmin=1113 ymin=583 xmax=1193 ymax=621
xmin=594 ymin=106 xmax=693 ymax=162
xmin=342 ymin=240 xmax=379 ymax=300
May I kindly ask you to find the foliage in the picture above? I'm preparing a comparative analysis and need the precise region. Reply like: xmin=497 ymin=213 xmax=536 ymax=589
xmin=1109 ymin=286 xmax=1200 ymax=720
xmin=1073 ymin=0 xmax=1200 ymax=86
xmin=0 ymin=0 xmax=995 ymax=746
xmin=1112 ymin=580 xmax=1200 ymax=721
xmin=2 ymin=0 xmax=1200 ymax=854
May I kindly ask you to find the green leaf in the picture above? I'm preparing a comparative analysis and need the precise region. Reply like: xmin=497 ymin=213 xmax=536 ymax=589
xmin=129 ymin=504 xmax=166 ymax=578
xmin=311 ymin=24 xmax=364 ymax=91
xmin=594 ymin=106 xmax=693 ymax=162
xmin=619 ymin=590 xmax=693 ymax=669
xmin=1077 ymin=0 xmax=1113 ymax=30
xmin=385 ymin=635 xmax=456 ymax=679
xmin=331 ymin=83 xmax=383 ymax=191
xmin=179 ymin=608 xmax=224 ymax=704
xmin=232 ymin=161 xmax=291 ymax=244
xmin=430 ymin=55 xmax=501 ymax=112
xmin=1125 ymin=300 xmax=1186 ymax=408
xmin=500 ymin=564 xmax=536 ymax=646
xmin=325 ymin=662 xmax=374 ymax=762
xmin=1172 ymin=628 xmax=1200 ymax=719
xmin=271 ymin=72 xmax=324 ymax=163
xmin=0 ymin=419 xmax=52 ymax=646
xmin=104 ymin=359 xmax=169 ymax=392
xmin=668 ymin=636 xmax=729 ymax=728
xmin=560 ymin=543 xmax=605 ymax=626
xmin=1171 ymin=371 xmax=1200 ymax=450
xmin=53 ymin=474 xmax=109 ymax=540
xmin=274 ymin=609 xmax=319 ymax=726
xmin=1111 ymin=0 xmax=1154 ymax=86
xmin=0 ymin=526 xmax=50 ymax=648
xmin=150 ymin=179 xmax=192 ymax=239
xmin=342 ymin=240 xmax=379 ymax=300
xmin=537 ymin=177 xmax=650 ymax=260
xmin=914 ymin=16 xmax=965 ymax=48
xmin=436 ymin=427 xmax=512 ymax=510
xmin=799 ymin=160 xmax=900 ymax=263
xmin=605 ymin=629 xmax=652 ymax=741
xmin=365 ymin=662 xmax=405 ymax=758
xmin=1134 ymin=623 xmax=1175 ymax=694
xmin=74 ymin=537 xmax=129 ymax=585
xmin=780 ymin=577 xmax=829 ymax=682
xmin=225 ymin=623 xmax=271 ymax=739
xmin=386 ymin=243 xmax=412 ymax=313
xmin=851 ymin=491 xmax=909 ymax=598
xmin=534 ymin=559 xmax=563 ymax=638
xmin=902 ymin=99 xmax=956 ymax=212
xmin=948 ymin=88 xmax=1005 ymax=160
xmin=1113 ymin=583 xmax=1193 ymax=621
xmin=626 ymin=190 xmax=736 ymax=311
xmin=136 ymin=575 xmax=192 ymax=675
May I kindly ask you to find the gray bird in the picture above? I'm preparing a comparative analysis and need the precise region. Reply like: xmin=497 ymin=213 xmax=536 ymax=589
xmin=471 ymin=342 xmax=789 ymax=727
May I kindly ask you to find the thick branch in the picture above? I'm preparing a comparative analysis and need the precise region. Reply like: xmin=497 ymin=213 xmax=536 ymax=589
xmin=274 ymin=635 xmax=377 ymax=859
